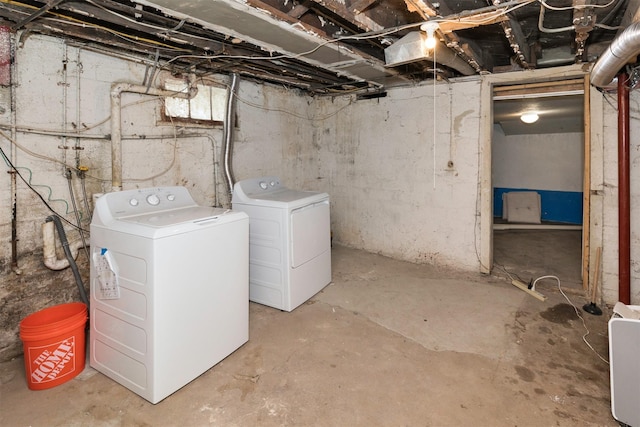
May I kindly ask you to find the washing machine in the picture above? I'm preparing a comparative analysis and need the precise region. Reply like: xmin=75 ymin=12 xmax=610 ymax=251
xmin=89 ymin=186 xmax=248 ymax=404
xmin=232 ymin=176 xmax=331 ymax=312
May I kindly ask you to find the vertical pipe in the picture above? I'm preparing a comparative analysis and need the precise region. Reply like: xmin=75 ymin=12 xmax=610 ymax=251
xmin=110 ymin=84 xmax=123 ymax=192
xmin=617 ymin=73 xmax=631 ymax=304
xmin=8 ymin=28 xmax=20 ymax=274
xmin=223 ymin=73 xmax=239 ymax=200
xmin=75 ymin=48 xmax=82 ymax=170
xmin=61 ymin=43 xmax=68 ymax=171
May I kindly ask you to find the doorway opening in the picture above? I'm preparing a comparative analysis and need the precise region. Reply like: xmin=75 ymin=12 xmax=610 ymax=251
xmin=490 ymin=79 xmax=588 ymax=291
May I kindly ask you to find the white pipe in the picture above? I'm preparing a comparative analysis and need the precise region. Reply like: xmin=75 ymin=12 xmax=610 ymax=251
xmin=591 ymin=21 xmax=640 ymax=88
xmin=42 ymin=221 xmax=82 ymax=271
xmin=110 ymin=82 xmax=197 ymax=192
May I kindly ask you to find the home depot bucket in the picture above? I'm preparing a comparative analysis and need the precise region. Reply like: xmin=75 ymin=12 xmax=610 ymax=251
xmin=19 ymin=302 xmax=87 ymax=390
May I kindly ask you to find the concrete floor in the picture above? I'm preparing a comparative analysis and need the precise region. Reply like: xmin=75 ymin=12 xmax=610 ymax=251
xmin=493 ymin=229 xmax=584 ymax=290
xmin=1 ymin=245 xmax=615 ymax=426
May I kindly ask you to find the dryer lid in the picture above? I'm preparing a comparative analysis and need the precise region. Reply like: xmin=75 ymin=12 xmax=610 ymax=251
xmin=232 ymin=176 xmax=328 ymax=209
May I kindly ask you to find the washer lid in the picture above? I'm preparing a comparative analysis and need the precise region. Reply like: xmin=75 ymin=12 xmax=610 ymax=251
xmin=93 ymin=206 xmax=247 ymax=238
xmin=119 ymin=206 xmax=226 ymax=227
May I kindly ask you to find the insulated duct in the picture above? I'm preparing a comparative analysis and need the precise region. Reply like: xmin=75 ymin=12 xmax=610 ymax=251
xmin=591 ymin=21 xmax=640 ymax=88
xmin=110 ymin=82 xmax=197 ymax=191
xmin=384 ymin=31 xmax=476 ymax=76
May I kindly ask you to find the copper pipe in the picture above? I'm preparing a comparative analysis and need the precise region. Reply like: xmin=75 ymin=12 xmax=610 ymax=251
xmin=618 ymin=73 xmax=630 ymax=304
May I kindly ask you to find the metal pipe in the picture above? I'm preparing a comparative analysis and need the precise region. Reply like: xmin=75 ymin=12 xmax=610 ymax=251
xmin=591 ymin=21 xmax=640 ymax=88
xmin=538 ymin=5 xmax=574 ymax=33
xmin=62 ymin=43 xmax=68 ymax=171
xmin=617 ymin=73 xmax=631 ymax=304
xmin=8 ymin=28 xmax=19 ymax=274
xmin=110 ymin=81 xmax=197 ymax=191
xmin=222 ymin=73 xmax=239 ymax=201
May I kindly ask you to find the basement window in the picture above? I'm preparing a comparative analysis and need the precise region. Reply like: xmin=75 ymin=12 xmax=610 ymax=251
xmin=163 ymin=78 xmax=226 ymax=125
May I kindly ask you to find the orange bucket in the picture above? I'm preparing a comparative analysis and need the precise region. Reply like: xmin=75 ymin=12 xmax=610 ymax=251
xmin=19 ymin=302 xmax=88 ymax=390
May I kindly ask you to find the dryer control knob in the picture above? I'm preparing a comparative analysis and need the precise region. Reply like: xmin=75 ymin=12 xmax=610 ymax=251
xmin=129 ymin=198 xmax=139 ymax=207
xmin=146 ymin=194 xmax=160 ymax=206
xmin=259 ymin=181 xmax=268 ymax=190
xmin=167 ymin=194 xmax=176 ymax=201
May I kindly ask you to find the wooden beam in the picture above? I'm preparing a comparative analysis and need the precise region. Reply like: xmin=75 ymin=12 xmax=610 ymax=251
xmin=350 ymin=0 xmax=378 ymax=14
xmin=402 ymin=0 xmax=437 ymax=18
xmin=288 ymin=4 xmax=310 ymax=18
xmin=503 ymin=17 xmax=531 ymax=66
xmin=493 ymin=79 xmax=585 ymax=94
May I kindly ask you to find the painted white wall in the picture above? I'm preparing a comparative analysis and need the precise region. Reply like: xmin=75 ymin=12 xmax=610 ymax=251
xmin=0 ymin=34 xmax=313 ymax=265
xmin=306 ymin=80 xmax=483 ymax=270
xmin=0 ymin=33 xmax=318 ymax=360
xmin=600 ymin=89 xmax=640 ymax=304
xmin=2 ymin=32 xmax=640 ymax=319
xmin=232 ymin=82 xmax=316 ymax=189
xmin=492 ymin=126 xmax=584 ymax=192
xmin=0 ymin=35 xmax=223 ymax=264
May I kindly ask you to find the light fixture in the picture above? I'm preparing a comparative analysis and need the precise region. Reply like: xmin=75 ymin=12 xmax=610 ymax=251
xmin=420 ymin=21 xmax=439 ymax=50
xmin=520 ymin=112 xmax=539 ymax=124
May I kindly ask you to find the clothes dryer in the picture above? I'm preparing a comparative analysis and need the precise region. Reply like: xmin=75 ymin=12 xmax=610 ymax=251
xmin=90 ymin=186 xmax=248 ymax=404
xmin=232 ymin=177 xmax=331 ymax=312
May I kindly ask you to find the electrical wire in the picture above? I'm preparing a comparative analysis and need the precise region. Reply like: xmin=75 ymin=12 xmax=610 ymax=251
xmin=538 ymin=0 xmax=619 ymax=12
xmin=0 ymin=0 xmax=188 ymax=52
xmin=533 ymin=275 xmax=610 ymax=365
xmin=0 ymin=143 xmax=87 ymax=231
xmin=491 ymin=263 xmax=609 ymax=364
xmin=156 ymin=0 xmax=535 ymax=69
xmin=232 ymin=87 xmax=355 ymax=121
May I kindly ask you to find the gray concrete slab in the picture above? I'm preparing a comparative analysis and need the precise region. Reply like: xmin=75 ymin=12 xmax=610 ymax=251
xmin=0 ymin=245 xmax=615 ymax=426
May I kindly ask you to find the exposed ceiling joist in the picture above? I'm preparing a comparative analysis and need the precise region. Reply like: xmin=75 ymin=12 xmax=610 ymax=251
xmin=0 ymin=0 xmax=631 ymax=96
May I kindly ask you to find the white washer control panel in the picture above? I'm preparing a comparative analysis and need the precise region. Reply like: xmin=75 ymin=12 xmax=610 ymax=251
xmin=98 ymin=187 xmax=198 ymax=219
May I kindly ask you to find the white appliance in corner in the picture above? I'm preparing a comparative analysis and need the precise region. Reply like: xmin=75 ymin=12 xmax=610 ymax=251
xmin=232 ymin=176 xmax=331 ymax=312
xmin=89 ymin=186 xmax=249 ymax=404
xmin=609 ymin=302 xmax=640 ymax=427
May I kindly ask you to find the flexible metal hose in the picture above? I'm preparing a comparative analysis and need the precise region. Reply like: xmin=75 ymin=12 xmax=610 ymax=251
xmin=222 ymin=73 xmax=239 ymax=203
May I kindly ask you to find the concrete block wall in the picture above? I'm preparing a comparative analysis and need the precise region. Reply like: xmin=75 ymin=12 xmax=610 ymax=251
xmin=599 ymin=89 xmax=640 ymax=304
xmin=3 ymin=33 xmax=640 ymax=363
xmin=308 ymin=81 xmax=483 ymax=271
xmin=0 ymin=33 xmax=314 ymax=361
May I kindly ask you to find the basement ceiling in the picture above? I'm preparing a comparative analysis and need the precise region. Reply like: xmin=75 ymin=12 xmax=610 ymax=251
xmin=0 ymin=0 xmax=635 ymax=96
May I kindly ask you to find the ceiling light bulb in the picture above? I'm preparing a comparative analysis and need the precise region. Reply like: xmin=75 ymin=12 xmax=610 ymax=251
xmin=425 ymin=33 xmax=437 ymax=50
xmin=520 ymin=112 xmax=539 ymax=124
xmin=420 ymin=21 xmax=439 ymax=51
